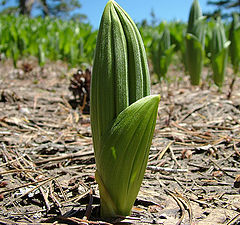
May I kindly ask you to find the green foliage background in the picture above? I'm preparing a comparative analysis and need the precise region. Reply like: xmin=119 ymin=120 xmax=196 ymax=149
xmin=0 ymin=14 xmax=239 ymax=86
xmin=0 ymin=15 xmax=97 ymax=67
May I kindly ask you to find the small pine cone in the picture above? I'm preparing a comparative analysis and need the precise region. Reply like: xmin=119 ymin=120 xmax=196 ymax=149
xmin=69 ymin=68 xmax=91 ymax=113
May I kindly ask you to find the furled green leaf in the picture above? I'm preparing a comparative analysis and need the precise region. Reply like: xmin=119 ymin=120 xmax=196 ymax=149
xmin=158 ymin=44 xmax=175 ymax=80
xmin=150 ymin=27 xmax=175 ymax=80
xmin=187 ymin=0 xmax=202 ymax=34
xmin=91 ymin=0 xmax=150 ymax=152
xmin=91 ymin=0 xmax=159 ymax=218
xmin=212 ymin=42 xmax=230 ymax=87
xmin=210 ymin=17 xmax=230 ymax=87
xmin=229 ymin=13 xmax=240 ymax=74
xmin=186 ymin=33 xmax=204 ymax=85
xmin=95 ymin=95 xmax=160 ymax=217
xmin=185 ymin=0 xmax=205 ymax=85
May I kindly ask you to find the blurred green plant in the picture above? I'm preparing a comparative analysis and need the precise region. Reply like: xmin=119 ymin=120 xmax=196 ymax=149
xmin=210 ymin=17 xmax=231 ymax=88
xmin=169 ymin=22 xmax=187 ymax=71
xmin=229 ymin=13 xmax=240 ymax=75
xmin=150 ymin=27 xmax=175 ymax=81
xmin=138 ymin=22 xmax=165 ymax=57
xmin=185 ymin=0 xmax=206 ymax=85
xmin=0 ymin=15 xmax=97 ymax=67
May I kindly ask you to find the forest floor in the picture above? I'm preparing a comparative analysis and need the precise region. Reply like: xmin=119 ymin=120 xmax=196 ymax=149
xmin=0 ymin=58 xmax=240 ymax=225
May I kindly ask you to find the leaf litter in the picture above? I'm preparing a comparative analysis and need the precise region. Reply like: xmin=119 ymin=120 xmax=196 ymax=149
xmin=0 ymin=59 xmax=240 ymax=225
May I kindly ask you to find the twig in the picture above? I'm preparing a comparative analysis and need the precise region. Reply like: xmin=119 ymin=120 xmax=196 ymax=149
xmin=0 ymin=168 xmax=43 ymax=175
xmin=0 ymin=176 xmax=57 ymax=195
xmin=54 ymin=178 xmax=68 ymax=202
xmin=149 ymin=141 xmax=173 ymax=161
xmin=13 ymin=150 xmax=51 ymax=211
xmin=172 ymin=122 xmax=213 ymax=140
xmin=189 ymin=197 xmax=210 ymax=207
xmin=0 ymin=217 xmax=57 ymax=225
xmin=0 ymin=154 xmax=25 ymax=168
xmin=226 ymin=213 xmax=240 ymax=225
xmin=175 ymin=189 xmax=193 ymax=225
xmin=149 ymin=173 xmax=191 ymax=182
xmin=35 ymin=150 xmax=94 ymax=165
xmin=4 ymin=176 xmax=57 ymax=207
xmin=49 ymin=180 xmax=62 ymax=208
xmin=209 ymin=159 xmax=236 ymax=179
xmin=233 ymin=141 xmax=240 ymax=157
xmin=58 ymin=216 xmax=113 ymax=225
xmin=170 ymin=147 xmax=182 ymax=168
xmin=165 ymin=190 xmax=185 ymax=225
xmin=12 ymin=201 xmax=33 ymax=223
xmin=147 ymin=166 xmax=188 ymax=173
xmin=178 ymin=103 xmax=207 ymax=122
xmin=0 ymin=217 xmax=23 ymax=225
xmin=83 ymin=188 xmax=93 ymax=220
xmin=227 ymin=75 xmax=236 ymax=99
xmin=159 ymin=141 xmax=174 ymax=160
xmin=174 ymin=177 xmax=187 ymax=191
xmin=188 ymin=162 xmax=240 ymax=172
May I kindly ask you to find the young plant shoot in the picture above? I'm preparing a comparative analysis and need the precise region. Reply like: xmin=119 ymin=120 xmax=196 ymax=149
xmin=227 ymin=13 xmax=240 ymax=98
xmin=229 ymin=13 xmax=240 ymax=75
xmin=150 ymin=27 xmax=175 ymax=81
xmin=210 ymin=17 xmax=230 ymax=88
xmin=185 ymin=0 xmax=206 ymax=85
xmin=90 ymin=0 xmax=160 ymax=218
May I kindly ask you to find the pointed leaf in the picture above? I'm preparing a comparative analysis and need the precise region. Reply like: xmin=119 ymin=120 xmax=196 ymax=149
xmin=186 ymin=33 xmax=204 ymax=85
xmin=95 ymin=95 xmax=160 ymax=217
xmin=212 ymin=44 xmax=229 ymax=87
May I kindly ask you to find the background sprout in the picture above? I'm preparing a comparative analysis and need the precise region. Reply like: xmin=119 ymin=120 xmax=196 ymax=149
xmin=210 ymin=17 xmax=231 ymax=88
xmin=229 ymin=13 xmax=240 ymax=75
xmin=185 ymin=0 xmax=206 ymax=85
xmin=150 ymin=27 xmax=175 ymax=81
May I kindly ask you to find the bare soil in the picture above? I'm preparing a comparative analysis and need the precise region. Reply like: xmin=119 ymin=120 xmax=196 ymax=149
xmin=0 ymin=59 xmax=240 ymax=225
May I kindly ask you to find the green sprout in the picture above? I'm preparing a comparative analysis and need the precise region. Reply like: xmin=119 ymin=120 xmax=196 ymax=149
xmin=185 ymin=0 xmax=206 ymax=85
xmin=229 ymin=13 xmax=240 ymax=75
xmin=150 ymin=27 xmax=175 ymax=81
xmin=90 ymin=0 xmax=160 ymax=218
xmin=210 ymin=17 xmax=230 ymax=88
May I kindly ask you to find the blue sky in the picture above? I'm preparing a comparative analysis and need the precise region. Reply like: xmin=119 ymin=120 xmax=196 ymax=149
xmin=80 ymin=0 xmax=215 ymax=29
xmin=1 ymin=0 xmax=216 ymax=29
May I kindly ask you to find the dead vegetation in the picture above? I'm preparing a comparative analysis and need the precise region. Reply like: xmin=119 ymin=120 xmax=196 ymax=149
xmin=0 ymin=59 xmax=240 ymax=225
